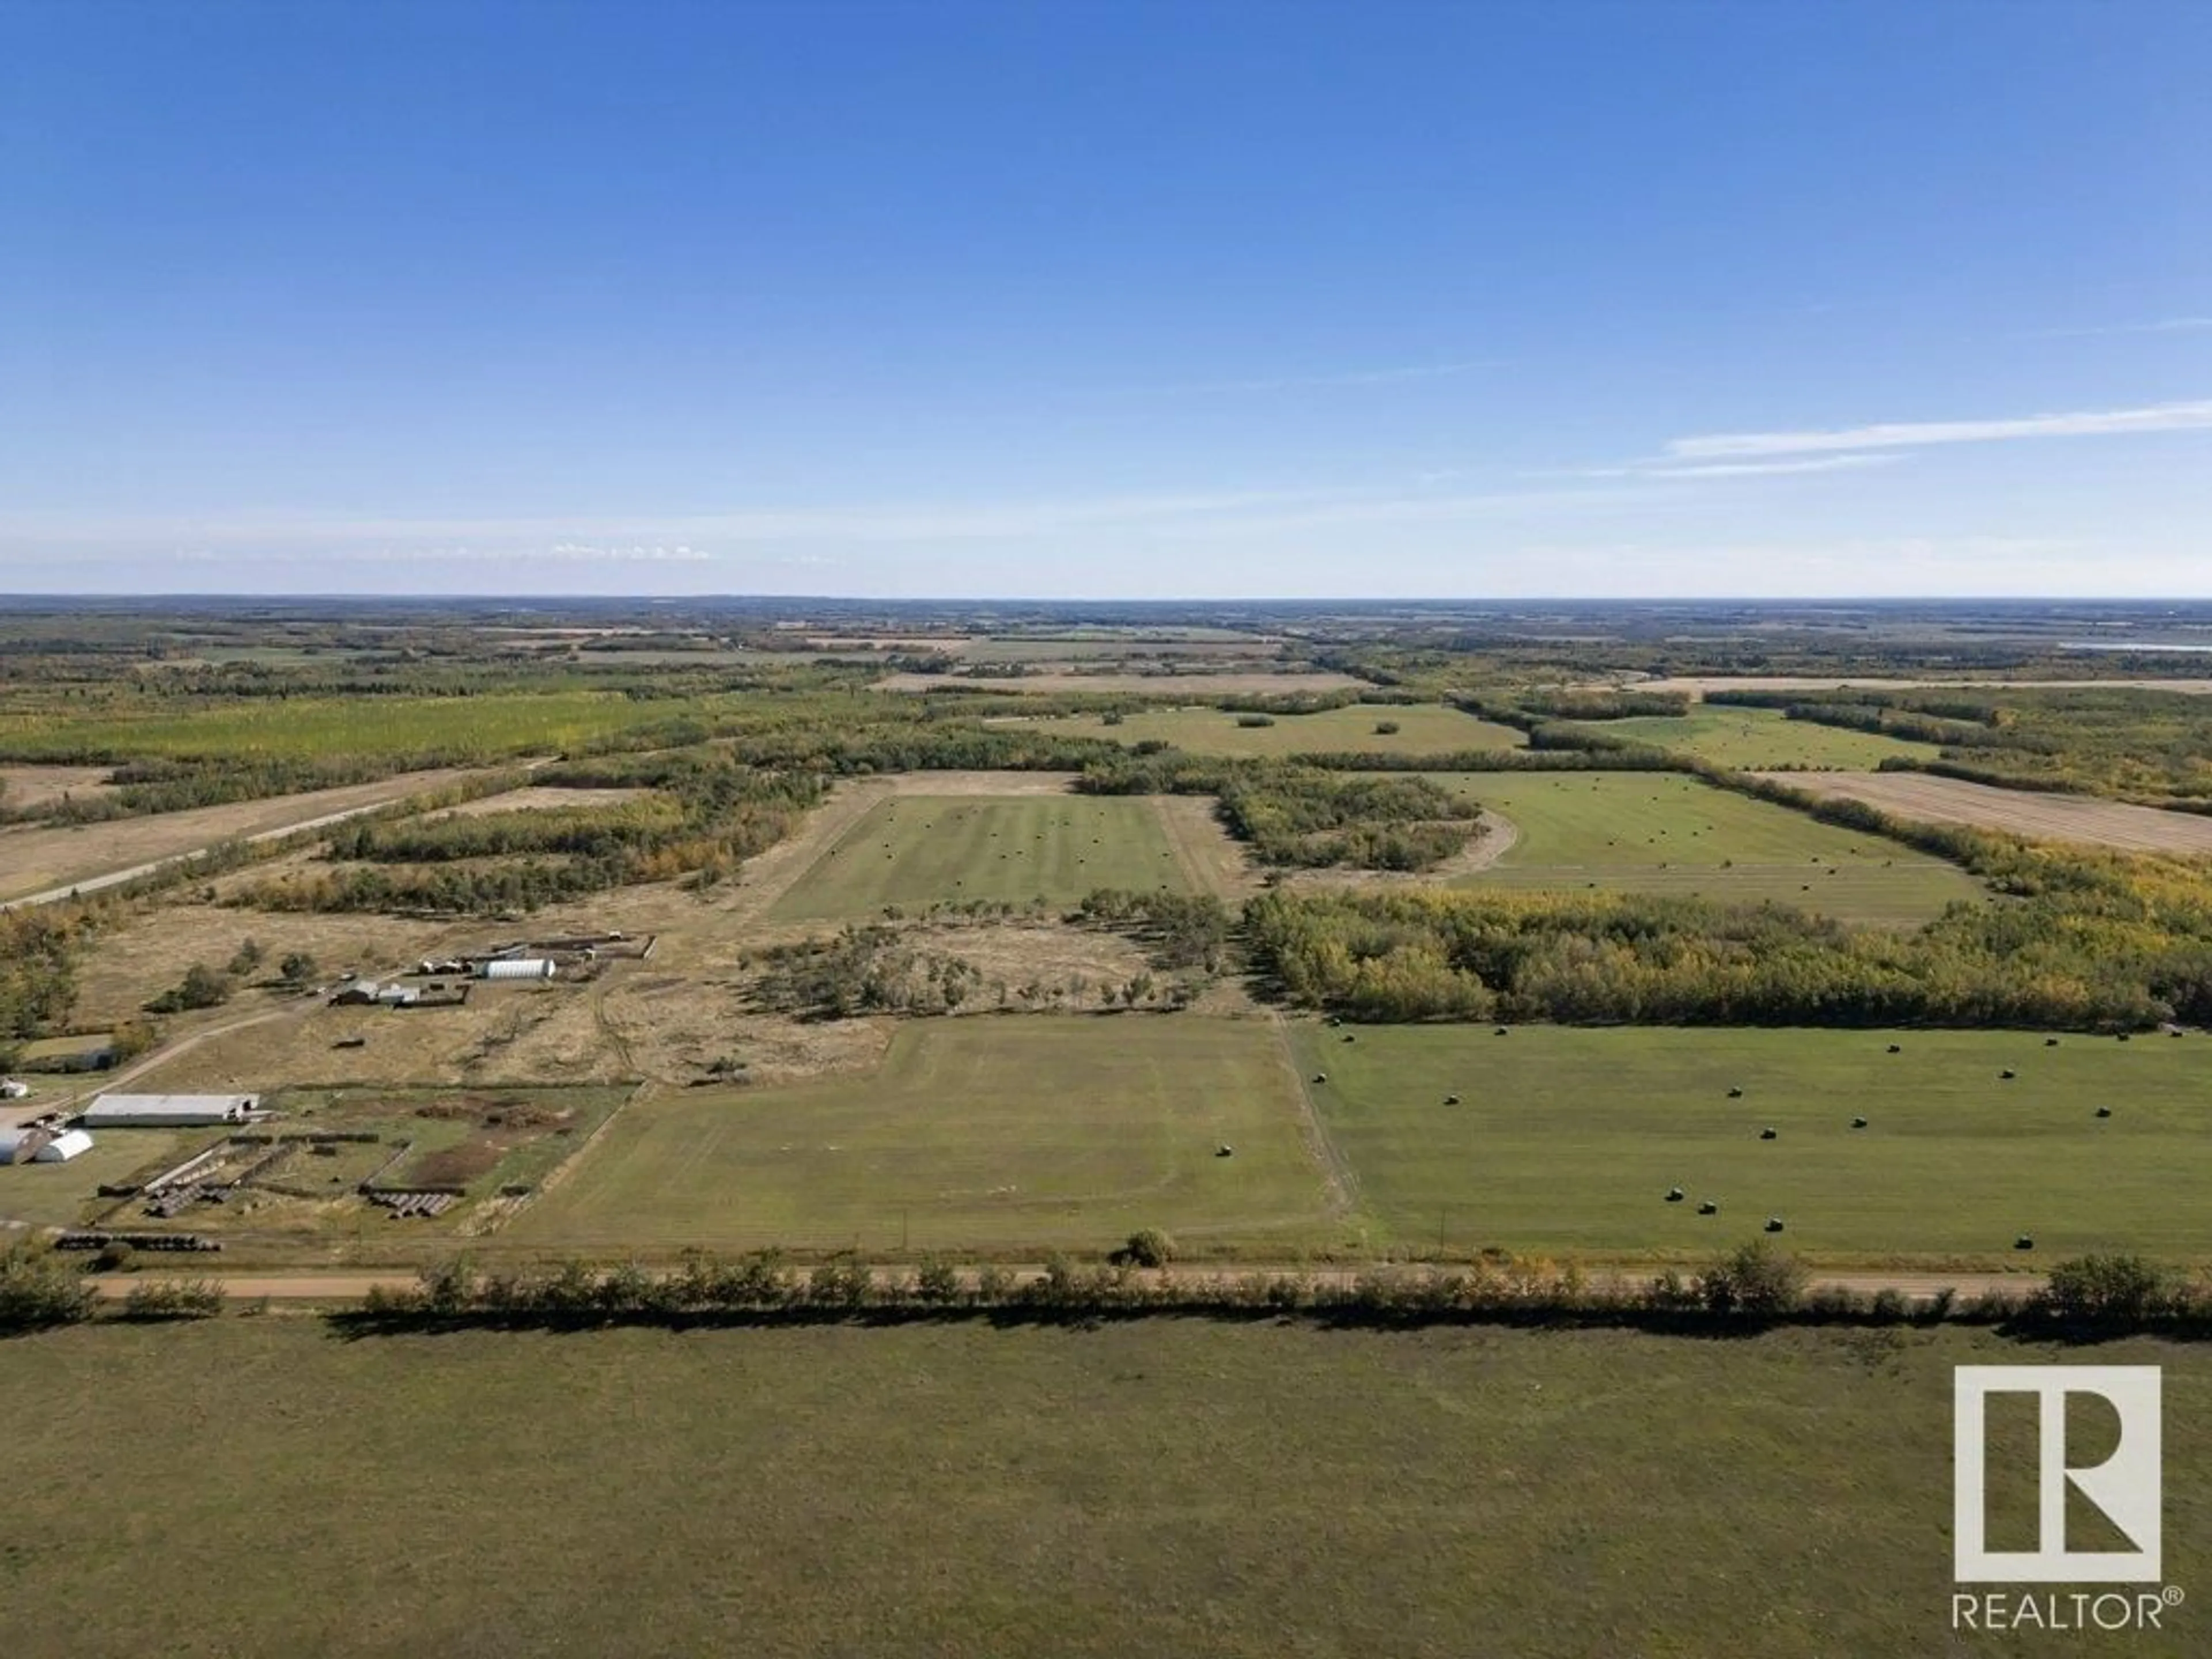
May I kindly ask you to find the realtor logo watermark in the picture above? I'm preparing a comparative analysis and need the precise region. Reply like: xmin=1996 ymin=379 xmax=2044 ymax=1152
xmin=1953 ymin=1365 xmax=2181 ymax=1634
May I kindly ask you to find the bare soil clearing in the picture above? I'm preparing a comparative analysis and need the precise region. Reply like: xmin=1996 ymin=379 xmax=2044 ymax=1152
xmin=1764 ymin=770 xmax=2212 ymax=854
xmin=0 ymin=764 xmax=116 ymax=811
xmin=418 ymin=785 xmax=651 ymax=820
xmin=0 ymin=765 xmax=495 ymax=903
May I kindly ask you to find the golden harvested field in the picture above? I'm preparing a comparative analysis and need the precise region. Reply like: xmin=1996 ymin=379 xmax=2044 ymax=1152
xmin=1764 ymin=771 xmax=2212 ymax=854
xmin=1002 ymin=702 xmax=1525 ymax=758
xmin=0 ymin=766 xmax=494 ymax=903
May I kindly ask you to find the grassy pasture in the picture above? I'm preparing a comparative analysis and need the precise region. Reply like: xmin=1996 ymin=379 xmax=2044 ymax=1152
xmin=1011 ymin=701 xmax=1525 ymax=757
xmin=0 ymin=690 xmax=704 ymax=764
xmin=1435 ymin=771 xmax=1983 ymax=924
xmin=1299 ymin=1024 xmax=2212 ymax=1259
xmin=510 ymin=1017 xmax=1334 ymax=1253
xmin=3 ymin=1318 xmax=2208 ymax=1659
xmin=765 ymin=794 xmax=1194 ymax=923
xmin=1567 ymin=705 xmax=1943 ymax=768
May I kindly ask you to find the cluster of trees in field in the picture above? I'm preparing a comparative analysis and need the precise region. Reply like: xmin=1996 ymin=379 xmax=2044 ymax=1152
xmin=1076 ymin=753 xmax=1484 ymax=870
xmin=1512 ymin=689 xmax=1691 ymax=720
xmin=1069 ymin=889 xmax=1236 ymax=972
xmin=235 ymin=764 xmax=825 ymax=916
xmin=1710 ymin=687 xmax=2212 ymax=805
xmin=749 ymin=921 xmax=1190 ymax=1020
xmin=748 ymin=926 xmax=991 ymax=1018
xmin=0 ymin=910 xmax=80 ymax=1042
xmin=1248 ymin=817 xmax=2212 ymax=1027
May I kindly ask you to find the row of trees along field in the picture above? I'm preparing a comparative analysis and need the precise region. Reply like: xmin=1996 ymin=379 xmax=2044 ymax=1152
xmin=1706 ymin=686 xmax=2212 ymax=806
xmin=231 ymin=765 xmax=824 ymax=915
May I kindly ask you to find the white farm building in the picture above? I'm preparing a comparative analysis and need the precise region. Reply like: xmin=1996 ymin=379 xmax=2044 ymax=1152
xmin=82 ymin=1093 xmax=258 ymax=1128
xmin=0 ymin=1127 xmax=93 ymax=1164
xmin=477 ymin=958 xmax=557 ymax=982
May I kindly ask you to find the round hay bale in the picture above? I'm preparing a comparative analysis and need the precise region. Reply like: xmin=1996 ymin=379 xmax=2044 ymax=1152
xmin=1444 ymin=1094 xmax=1461 ymax=1106
xmin=2095 ymin=1105 xmax=2113 ymax=1118
xmin=1759 ymin=1127 xmax=1778 ymax=1141
xmin=1764 ymin=1217 xmax=1785 ymax=1233
xmin=1312 ymin=1073 xmax=1327 ymax=1085
xmin=1215 ymin=1143 xmax=1234 ymax=1158
xmin=2044 ymin=1037 xmax=2061 ymax=1047
xmin=1665 ymin=1186 xmax=1684 ymax=1202
xmin=1726 ymin=1086 xmax=1744 ymax=1099
xmin=2014 ymin=1234 xmax=2035 ymax=1250
xmin=1999 ymin=1069 xmax=2016 ymax=1080
xmin=1850 ymin=1116 xmax=1869 ymax=1129
xmin=1696 ymin=1200 xmax=1718 ymax=1215
xmin=1886 ymin=1043 xmax=1903 ymax=1054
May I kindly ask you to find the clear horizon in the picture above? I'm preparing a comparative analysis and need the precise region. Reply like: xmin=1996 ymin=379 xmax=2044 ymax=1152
xmin=5 ymin=1 xmax=2207 ymax=599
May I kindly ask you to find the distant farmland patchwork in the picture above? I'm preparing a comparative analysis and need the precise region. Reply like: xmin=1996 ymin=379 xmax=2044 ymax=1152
xmin=1430 ymin=772 xmax=1984 ymax=925
xmin=1006 ymin=702 xmax=1527 ymax=758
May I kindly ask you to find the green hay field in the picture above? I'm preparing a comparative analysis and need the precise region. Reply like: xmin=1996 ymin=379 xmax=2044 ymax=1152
xmin=1436 ymin=771 xmax=1983 ymax=924
xmin=1570 ymin=705 xmax=1944 ymax=769
xmin=0 ymin=690 xmax=706 ymax=764
xmin=1009 ymin=702 xmax=1527 ymax=757
xmin=765 ymin=794 xmax=1195 ymax=923
xmin=3 ymin=1319 xmax=2206 ymax=1659
xmin=510 ymin=1017 xmax=1335 ymax=1253
xmin=1297 ymin=1024 xmax=2212 ymax=1259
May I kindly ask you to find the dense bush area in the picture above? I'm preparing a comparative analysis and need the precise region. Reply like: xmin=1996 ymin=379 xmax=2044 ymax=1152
xmin=1247 ymin=833 xmax=2212 ymax=1026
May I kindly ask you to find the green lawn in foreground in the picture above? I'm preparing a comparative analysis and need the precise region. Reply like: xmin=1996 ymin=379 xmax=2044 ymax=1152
xmin=1567 ymin=704 xmax=1944 ymax=769
xmin=512 ymin=1016 xmax=1333 ymax=1253
xmin=766 ymin=794 xmax=1191 ymax=923
xmin=1434 ymin=771 xmax=1983 ymax=925
xmin=1010 ymin=701 xmax=1526 ymax=757
xmin=1299 ymin=1023 xmax=2212 ymax=1259
xmin=2 ymin=1319 xmax=2205 ymax=1659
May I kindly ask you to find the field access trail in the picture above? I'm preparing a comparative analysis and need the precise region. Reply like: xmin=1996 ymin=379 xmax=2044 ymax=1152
xmin=0 ymin=764 xmax=535 ymax=908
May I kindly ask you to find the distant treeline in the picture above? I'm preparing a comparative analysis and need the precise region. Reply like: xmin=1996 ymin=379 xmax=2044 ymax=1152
xmin=1707 ymin=686 xmax=2212 ymax=806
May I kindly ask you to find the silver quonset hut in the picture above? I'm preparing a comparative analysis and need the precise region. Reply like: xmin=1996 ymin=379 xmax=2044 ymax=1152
xmin=82 ymin=1093 xmax=258 ymax=1128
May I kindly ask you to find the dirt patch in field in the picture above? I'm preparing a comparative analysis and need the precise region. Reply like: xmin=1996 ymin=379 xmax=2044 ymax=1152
xmin=873 ymin=670 xmax=1369 ymax=696
xmin=417 ymin=786 xmax=652 ymax=821
xmin=0 ymin=766 xmax=497 ymax=903
xmin=0 ymin=765 xmax=117 ymax=813
xmin=1759 ymin=771 xmax=2212 ymax=854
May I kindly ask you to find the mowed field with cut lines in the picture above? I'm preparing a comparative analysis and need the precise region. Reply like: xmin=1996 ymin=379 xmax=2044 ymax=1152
xmin=1569 ymin=705 xmax=1942 ymax=769
xmin=1297 ymin=1024 xmax=2210 ymax=1259
xmin=1431 ymin=772 xmax=1984 ymax=925
xmin=764 ymin=794 xmax=1198 ymax=923
xmin=509 ymin=1017 xmax=1337 ymax=1254
xmin=1005 ymin=702 xmax=1526 ymax=758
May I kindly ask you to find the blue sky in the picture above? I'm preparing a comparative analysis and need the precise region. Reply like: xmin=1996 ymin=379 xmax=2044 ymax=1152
xmin=3 ymin=0 xmax=2208 ymax=598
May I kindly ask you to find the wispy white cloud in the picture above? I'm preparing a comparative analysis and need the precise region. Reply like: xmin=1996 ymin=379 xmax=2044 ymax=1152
xmin=1668 ymin=399 xmax=2212 ymax=460
xmin=2029 ymin=317 xmax=2212 ymax=339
